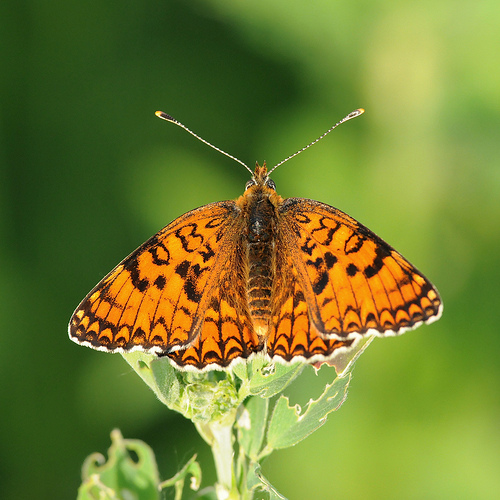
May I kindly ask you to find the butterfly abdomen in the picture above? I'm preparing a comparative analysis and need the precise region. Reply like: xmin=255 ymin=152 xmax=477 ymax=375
xmin=242 ymin=187 xmax=280 ymax=334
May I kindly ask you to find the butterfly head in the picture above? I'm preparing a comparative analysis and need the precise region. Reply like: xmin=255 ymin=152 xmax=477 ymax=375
xmin=245 ymin=162 xmax=276 ymax=192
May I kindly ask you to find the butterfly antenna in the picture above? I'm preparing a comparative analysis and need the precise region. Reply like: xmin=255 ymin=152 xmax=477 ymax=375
xmin=267 ymin=108 xmax=365 ymax=176
xmin=155 ymin=111 xmax=253 ymax=175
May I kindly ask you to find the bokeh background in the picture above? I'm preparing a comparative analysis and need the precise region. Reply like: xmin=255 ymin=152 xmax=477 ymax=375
xmin=2 ymin=0 xmax=499 ymax=498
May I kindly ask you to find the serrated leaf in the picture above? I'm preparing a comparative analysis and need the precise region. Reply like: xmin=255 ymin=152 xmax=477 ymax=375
xmin=265 ymin=372 xmax=351 ymax=451
xmin=316 ymin=336 xmax=374 ymax=376
xmin=79 ymin=429 xmax=160 ymax=500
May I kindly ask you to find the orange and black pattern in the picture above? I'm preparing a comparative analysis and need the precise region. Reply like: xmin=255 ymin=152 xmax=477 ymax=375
xmin=69 ymin=164 xmax=442 ymax=370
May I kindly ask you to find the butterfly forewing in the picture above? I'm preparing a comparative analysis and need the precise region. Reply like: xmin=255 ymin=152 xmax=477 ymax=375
xmin=278 ymin=198 xmax=442 ymax=339
xmin=69 ymin=201 xmax=253 ymax=356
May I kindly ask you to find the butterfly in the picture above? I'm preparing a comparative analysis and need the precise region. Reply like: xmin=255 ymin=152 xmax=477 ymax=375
xmin=69 ymin=109 xmax=442 ymax=371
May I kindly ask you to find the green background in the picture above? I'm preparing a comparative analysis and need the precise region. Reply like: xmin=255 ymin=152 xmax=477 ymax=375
xmin=1 ymin=0 xmax=499 ymax=498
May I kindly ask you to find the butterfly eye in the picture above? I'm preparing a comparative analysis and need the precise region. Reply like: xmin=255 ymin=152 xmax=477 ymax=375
xmin=245 ymin=179 xmax=256 ymax=191
xmin=266 ymin=178 xmax=276 ymax=191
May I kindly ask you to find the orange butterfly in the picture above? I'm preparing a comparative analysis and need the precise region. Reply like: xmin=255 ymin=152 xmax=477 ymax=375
xmin=69 ymin=109 xmax=442 ymax=370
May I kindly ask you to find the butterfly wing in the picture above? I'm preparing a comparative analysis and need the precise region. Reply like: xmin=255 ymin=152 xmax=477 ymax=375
xmin=166 ymin=239 xmax=263 ymax=370
xmin=69 ymin=201 xmax=259 ymax=363
xmin=277 ymin=198 xmax=442 ymax=341
xmin=268 ymin=245 xmax=355 ymax=364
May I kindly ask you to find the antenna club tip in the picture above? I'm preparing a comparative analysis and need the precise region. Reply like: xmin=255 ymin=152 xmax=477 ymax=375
xmin=155 ymin=110 xmax=174 ymax=121
xmin=347 ymin=108 xmax=364 ymax=119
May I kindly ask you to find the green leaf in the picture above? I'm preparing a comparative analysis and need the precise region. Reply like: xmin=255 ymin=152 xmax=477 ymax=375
xmin=121 ymin=351 xmax=179 ymax=408
xmin=318 ymin=336 xmax=374 ymax=376
xmin=123 ymin=353 xmax=240 ymax=423
xmin=237 ymin=396 xmax=269 ymax=461
xmin=265 ymin=371 xmax=352 ymax=451
xmin=78 ymin=429 xmax=160 ymax=500
xmin=233 ymin=356 xmax=305 ymax=398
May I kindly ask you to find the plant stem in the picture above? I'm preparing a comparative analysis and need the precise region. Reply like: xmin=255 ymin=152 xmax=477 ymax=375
xmin=195 ymin=412 xmax=241 ymax=500
xmin=211 ymin=421 xmax=234 ymax=492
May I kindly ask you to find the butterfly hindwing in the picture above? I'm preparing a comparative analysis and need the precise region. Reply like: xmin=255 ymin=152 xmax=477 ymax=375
xmin=268 ymin=245 xmax=355 ymax=363
xmin=166 ymin=229 xmax=261 ymax=369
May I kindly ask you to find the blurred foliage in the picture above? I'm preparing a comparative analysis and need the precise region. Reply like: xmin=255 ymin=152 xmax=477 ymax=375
xmin=78 ymin=429 xmax=161 ymax=500
xmin=1 ymin=0 xmax=499 ymax=499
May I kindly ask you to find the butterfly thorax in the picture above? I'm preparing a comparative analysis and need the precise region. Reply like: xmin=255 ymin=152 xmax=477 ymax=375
xmin=236 ymin=164 xmax=284 ymax=337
